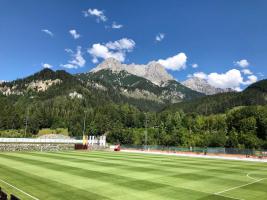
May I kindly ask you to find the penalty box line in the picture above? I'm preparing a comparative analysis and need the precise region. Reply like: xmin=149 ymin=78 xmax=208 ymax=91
xmin=214 ymin=178 xmax=265 ymax=197
xmin=0 ymin=178 xmax=40 ymax=200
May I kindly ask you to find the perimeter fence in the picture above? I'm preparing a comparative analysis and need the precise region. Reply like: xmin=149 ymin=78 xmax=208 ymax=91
xmin=121 ymin=145 xmax=267 ymax=158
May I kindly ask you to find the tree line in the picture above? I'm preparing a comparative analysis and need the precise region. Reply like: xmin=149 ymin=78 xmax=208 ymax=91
xmin=0 ymin=93 xmax=267 ymax=149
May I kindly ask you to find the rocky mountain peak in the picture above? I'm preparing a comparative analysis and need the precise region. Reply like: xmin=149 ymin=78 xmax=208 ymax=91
xmin=91 ymin=58 xmax=123 ymax=72
xmin=90 ymin=58 xmax=174 ymax=86
xmin=182 ymin=77 xmax=234 ymax=95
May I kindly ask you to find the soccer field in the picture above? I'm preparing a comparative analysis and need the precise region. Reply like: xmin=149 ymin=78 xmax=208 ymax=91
xmin=0 ymin=151 xmax=266 ymax=200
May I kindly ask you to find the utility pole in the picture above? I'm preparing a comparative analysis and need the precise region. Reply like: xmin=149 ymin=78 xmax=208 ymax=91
xmin=24 ymin=108 xmax=29 ymax=137
xmin=145 ymin=113 xmax=148 ymax=151
xmin=83 ymin=111 xmax=87 ymax=136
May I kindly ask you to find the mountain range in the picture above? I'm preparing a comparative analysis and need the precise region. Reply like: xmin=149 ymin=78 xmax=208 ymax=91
xmin=0 ymin=58 xmax=266 ymax=113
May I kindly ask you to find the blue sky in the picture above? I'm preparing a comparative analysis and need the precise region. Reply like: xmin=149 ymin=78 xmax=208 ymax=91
xmin=0 ymin=0 xmax=267 ymax=90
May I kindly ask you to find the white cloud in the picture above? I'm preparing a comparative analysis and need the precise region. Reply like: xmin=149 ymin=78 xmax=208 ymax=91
xmin=155 ymin=33 xmax=165 ymax=42
xmin=207 ymin=69 xmax=244 ymax=89
xmin=242 ymin=69 xmax=252 ymax=75
xmin=106 ymin=38 xmax=135 ymax=51
xmin=69 ymin=29 xmax=80 ymax=39
xmin=61 ymin=46 xmax=86 ymax=69
xmin=192 ymin=69 xmax=258 ymax=90
xmin=192 ymin=63 xmax=198 ymax=68
xmin=157 ymin=53 xmax=187 ymax=71
xmin=193 ymin=72 xmax=208 ymax=79
xmin=112 ymin=22 xmax=123 ymax=29
xmin=257 ymin=72 xmax=264 ymax=77
xmin=243 ymin=75 xmax=258 ymax=85
xmin=88 ymin=38 xmax=135 ymax=63
xmin=42 ymin=63 xmax=53 ymax=69
xmin=234 ymin=59 xmax=249 ymax=68
xmin=42 ymin=29 xmax=53 ymax=37
xmin=83 ymin=8 xmax=107 ymax=22
xmin=64 ymin=48 xmax=73 ymax=53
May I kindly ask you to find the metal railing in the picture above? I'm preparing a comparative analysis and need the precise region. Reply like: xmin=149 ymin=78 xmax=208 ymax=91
xmin=0 ymin=138 xmax=83 ymax=144
xmin=0 ymin=136 xmax=107 ymax=146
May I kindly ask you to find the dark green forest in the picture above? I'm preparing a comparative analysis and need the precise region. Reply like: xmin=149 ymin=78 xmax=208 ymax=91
xmin=0 ymin=68 xmax=267 ymax=149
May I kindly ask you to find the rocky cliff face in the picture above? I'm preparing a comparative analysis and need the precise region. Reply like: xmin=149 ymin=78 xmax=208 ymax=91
xmin=182 ymin=77 xmax=233 ymax=95
xmin=0 ymin=79 xmax=62 ymax=95
xmin=91 ymin=58 xmax=174 ymax=86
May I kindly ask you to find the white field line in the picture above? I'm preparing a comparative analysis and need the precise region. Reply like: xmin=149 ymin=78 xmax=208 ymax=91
xmin=215 ymin=193 xmax=244 ymax=200
xmin=0 ymin=178 xmax=39 ymax=200
xmin=121 ymin=150 xmax=267 ymax=200
xmin=121 ymin=149 xmax=267 ymax=163
xmin=178 ymin=185 xmax=242 ymax=200
xmin=246 ymin=173 xmax=258 ymax=181
xmin=214 ymin=178 xmax=265 ymax=195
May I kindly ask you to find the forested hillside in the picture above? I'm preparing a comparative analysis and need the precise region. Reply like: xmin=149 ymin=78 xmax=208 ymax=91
xmin=0 ymin=68 xmax=267 ymax=149
xmin=165 ymin=79 xmax=267 ymax=115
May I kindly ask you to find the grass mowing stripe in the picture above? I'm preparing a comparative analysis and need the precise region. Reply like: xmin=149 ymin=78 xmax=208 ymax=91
xmin=52 ymin=152 xmax=258 ymax=180
xmin=27 ymin=152 xmax=181 ymax=175
xmin=62 ymin=151 xmax=264 ymax=171
xmin=77 ymin=151 xmax=264 ymax=166
xmin=55 ymin=152 xmax=242 ymax=172
xmin=32 ymin=151 xmax=260 ymax=186
xmin=15 ymin=152 xmax=249 ymax=190
xmin=0 ymin=153 xmax=213 ymax=200
xmin=29 ymin=152 xmax=246 ymax=184
xmin=1 ymin=153 xmax=224 ymax=198
xmin=1 ymin=151 xmax=266 ymax=200
xmin=0 ymin=178 xmax=40 ymax=200
xmin=0 ymin=152 xmax=220 ymax=199
xmin=0 ymin=153 xmax=166 ymax=189
xmin=0 ymin=162 xmax=110 ymax=200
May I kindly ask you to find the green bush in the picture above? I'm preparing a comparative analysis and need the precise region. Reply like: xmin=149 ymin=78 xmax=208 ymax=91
xmin=38 ymin=128 xmax=69 ymax=136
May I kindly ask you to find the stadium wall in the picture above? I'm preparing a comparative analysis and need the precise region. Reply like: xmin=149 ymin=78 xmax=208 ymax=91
xmin=0 ymin=136 xmax=107 ymax=152
xmin=0 ymin=143 xmax=74 ymax=152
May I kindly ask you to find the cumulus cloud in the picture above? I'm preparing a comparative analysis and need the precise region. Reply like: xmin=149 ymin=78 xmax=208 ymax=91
xmin=193 ymin=72 xmax=208 ymax=79
xmin=157 ymin=53 xmax=187 ymax=71
xmin=155 ymin=33 xmax=165 ymax=42
xmin=207 ymin=69 xmax=244 ymax=89
xmin=61 ymin=46 xmax=86 ymax=69
xmin=192 ymin=69 xmax=258 ymax=90
xmin=42 ymin=29 xmax=53 ymax=37
xmin=112 ymin=22 xmax=123 ymax=29
xmin=106 ymin=38 xmax=135 ymax=50
xmin=83 ymin=8 xmax=107 ymax=22
xmin=191 ymin=63 xmax=198 ymax=68
xmin=234 ymin=59 xmax=249 ymax=68
xmin=88 ymin=38 xmax=135 ymax=63
xmin=69 ymin=29 xmax=80 ymax=39
xmin=242 ymin=69 xmax=253 ymax=75
xmin=243 ymin=75 xmax=258 ymax=85
xmin=42 ymin=63 xmax=53 ymax=69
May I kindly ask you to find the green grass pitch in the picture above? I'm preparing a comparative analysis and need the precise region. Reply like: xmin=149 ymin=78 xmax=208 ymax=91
xmin=0 ymin=151 xmax=266 ymax=200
